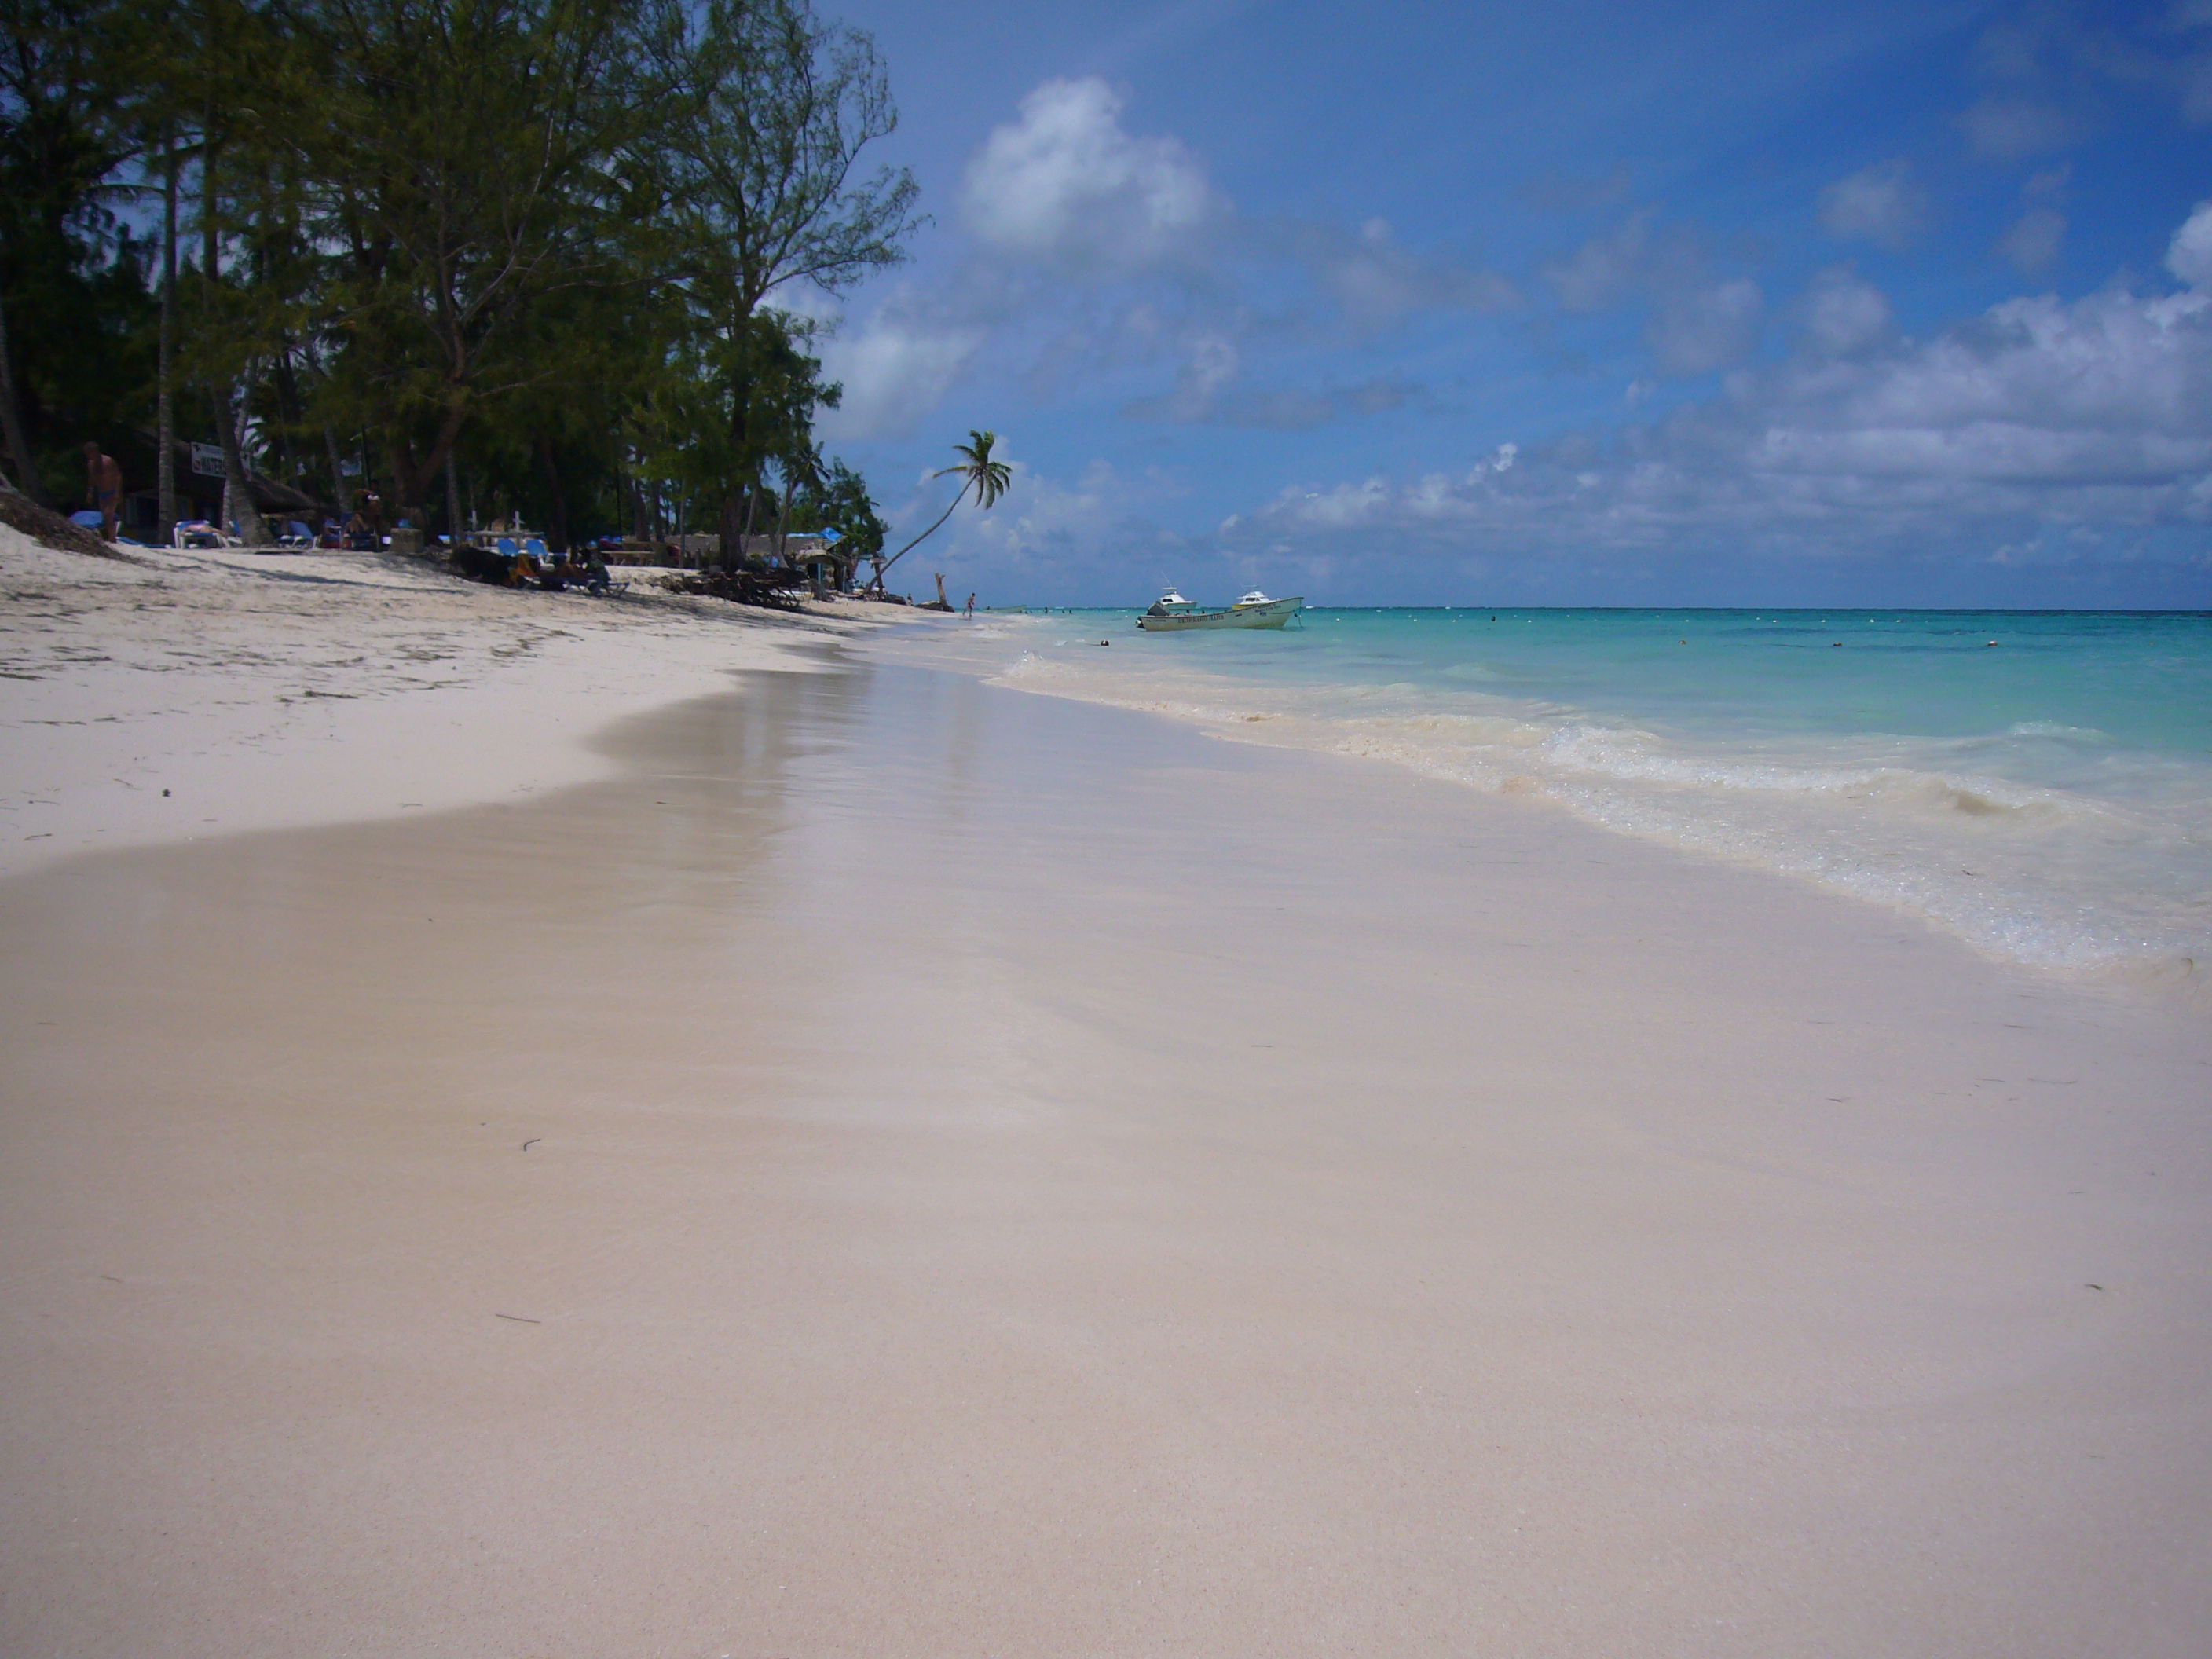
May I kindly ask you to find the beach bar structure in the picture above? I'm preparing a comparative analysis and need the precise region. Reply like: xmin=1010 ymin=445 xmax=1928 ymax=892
xmin=116 ymin=434 xmax=324 ymax=541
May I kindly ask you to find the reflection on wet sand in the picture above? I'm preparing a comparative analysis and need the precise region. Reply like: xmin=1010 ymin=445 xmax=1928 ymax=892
xmin=4 ymin=658 xmax=2209 ymax=1658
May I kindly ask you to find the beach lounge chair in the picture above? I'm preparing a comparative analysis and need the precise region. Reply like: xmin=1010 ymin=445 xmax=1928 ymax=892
xmin=495 ymin=536 xmax=542 ymax=587
xmin=575 ymin=555 xmax=627 ymax=596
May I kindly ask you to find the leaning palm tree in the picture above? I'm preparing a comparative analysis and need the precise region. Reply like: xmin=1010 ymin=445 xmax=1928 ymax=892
xmin=870 ymin=430 xmax=1010 ymax=591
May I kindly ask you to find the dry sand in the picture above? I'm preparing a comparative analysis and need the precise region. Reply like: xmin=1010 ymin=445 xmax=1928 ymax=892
xmin=2 ymin=565 xmax=2208 ymax=1657
xmin=0 ymin=524 xmax=892 ymax=881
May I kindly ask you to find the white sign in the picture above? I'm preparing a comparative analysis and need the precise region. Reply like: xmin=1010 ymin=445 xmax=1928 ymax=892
xmin=189 ymin=441 xmax=225 ymax=478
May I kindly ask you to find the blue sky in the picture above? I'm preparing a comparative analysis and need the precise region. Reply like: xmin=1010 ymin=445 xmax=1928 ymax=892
xmin=795 ymin=0 xmax=2212 ymax=607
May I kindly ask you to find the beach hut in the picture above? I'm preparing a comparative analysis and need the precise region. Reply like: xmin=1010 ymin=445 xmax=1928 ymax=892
xmin=118 ymin=434 xmax=325 ymax=541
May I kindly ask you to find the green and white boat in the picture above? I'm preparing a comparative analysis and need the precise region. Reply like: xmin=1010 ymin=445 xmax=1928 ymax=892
xmin=1137 ymin=588 xmax=1304 ymax=632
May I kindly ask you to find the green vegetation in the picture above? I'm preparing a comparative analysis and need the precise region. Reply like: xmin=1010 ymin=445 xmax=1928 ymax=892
xmin=0 ymin=0 xmax=917 ymax=560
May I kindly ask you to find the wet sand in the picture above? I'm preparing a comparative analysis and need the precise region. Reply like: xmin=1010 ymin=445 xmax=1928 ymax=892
xmin=2 ymin=657 xmax=2208 ymax=1657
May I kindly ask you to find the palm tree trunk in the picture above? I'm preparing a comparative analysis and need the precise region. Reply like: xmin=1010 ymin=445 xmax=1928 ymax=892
xmin=873 ymin=482 xmax=969 ymax=584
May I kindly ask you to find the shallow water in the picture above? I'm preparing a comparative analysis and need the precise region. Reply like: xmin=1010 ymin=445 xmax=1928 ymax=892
xmin=869 ymin=606 xmax=2212 ymax=982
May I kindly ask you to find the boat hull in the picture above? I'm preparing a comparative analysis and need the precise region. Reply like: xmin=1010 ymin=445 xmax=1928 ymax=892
xmin=1137 ymin=598 xmax=1303 ymax=631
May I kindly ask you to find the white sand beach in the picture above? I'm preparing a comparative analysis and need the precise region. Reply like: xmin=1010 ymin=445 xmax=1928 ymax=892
xmin=2 ymin=546 xmax=2208 ymax=1657
xmin=0 ymin=525 xmax=888 ymax=881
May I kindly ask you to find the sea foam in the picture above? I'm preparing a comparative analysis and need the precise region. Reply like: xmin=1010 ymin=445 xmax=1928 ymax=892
xmin=874 ymin=607 xmax=2212 ymax=985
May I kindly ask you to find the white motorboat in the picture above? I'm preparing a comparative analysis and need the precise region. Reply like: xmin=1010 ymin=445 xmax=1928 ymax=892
xmin=1137 ymin=588 xmax=1304 ymax=631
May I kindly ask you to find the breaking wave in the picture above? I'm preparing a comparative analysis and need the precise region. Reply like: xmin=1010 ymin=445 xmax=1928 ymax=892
xmin=876 ymin=610 xmax=2212 ymax=987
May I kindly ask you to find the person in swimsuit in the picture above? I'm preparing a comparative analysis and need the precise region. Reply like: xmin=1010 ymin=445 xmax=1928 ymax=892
xmin=83 ymin=443 xmax=122 ymax=541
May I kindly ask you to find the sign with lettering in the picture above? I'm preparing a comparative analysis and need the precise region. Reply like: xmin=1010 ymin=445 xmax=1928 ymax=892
xmin=189 ymin=441 xmax=225 ymax=478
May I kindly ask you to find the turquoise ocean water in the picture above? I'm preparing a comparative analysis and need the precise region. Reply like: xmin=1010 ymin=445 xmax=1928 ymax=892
xmin=877 ymin=607 xmax=2212 ymax=985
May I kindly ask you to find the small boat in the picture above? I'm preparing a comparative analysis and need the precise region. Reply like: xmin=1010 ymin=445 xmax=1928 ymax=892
xmin=1137 ymin=588 xmax=1304 ymax=632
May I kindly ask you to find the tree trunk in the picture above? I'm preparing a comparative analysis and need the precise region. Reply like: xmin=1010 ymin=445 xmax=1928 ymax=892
xmin=719 ymin=488 xmax=752 ymax=570
xmin=323 ymin=423 xmax=346 ymax=519
xmin=446 ymin=444 xmax=460 ymax=547
xmin=156 ymin=130 xmax=178 ymax=538
xmin=213 ymin=383 xmax=268 ymax=545
xmin=874 ymin=482 xmax=968 ymax=584
xmin=386 ymin=433 xmax=420 ymax=526
xmin=535 ymin=437 xmax=569 ymax=553
xmin=268 ymin=353 xmax=298 ymax=487
xmin=716 ymin=372 xmax=754 ymax=567
xmin=385 ymin=397 xmax=467 ymax=528
xmin=720 ymin=480 xmax=763 ymax=573
xmin=0 ymin=282 xmax=42 ymax=501
xmin=201 ymin=152 xmax=268 ymax=546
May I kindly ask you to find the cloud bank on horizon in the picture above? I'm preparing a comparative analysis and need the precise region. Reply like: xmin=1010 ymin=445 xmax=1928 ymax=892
xmin=811 ymin=0 xmax=2212 ymax=606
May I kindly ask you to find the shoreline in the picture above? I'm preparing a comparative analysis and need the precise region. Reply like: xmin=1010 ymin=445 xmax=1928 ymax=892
xmin=0 ymin=530 xmax=919 ymax=881
xmin=3 ymin=651 xmax=2208 ymax=1654
xmin=856 ymin=610 xmax=2212 ymax=1005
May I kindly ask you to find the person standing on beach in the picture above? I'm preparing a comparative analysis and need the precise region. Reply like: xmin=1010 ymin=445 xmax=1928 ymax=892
xmin=965 ymin=592 xmax=976 ymax=615
xmin=83 ymin=442 xmax=122 ymax=540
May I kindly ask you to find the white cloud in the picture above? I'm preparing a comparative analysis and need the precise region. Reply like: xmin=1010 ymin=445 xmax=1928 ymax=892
xmin=1296 ymin=216 xmax=1518 ymax=328
xmin=1542 ymin=211 xmax=1653 ymax=311
xmin=817 ymin=310 xmax=986 ymax=441
xmin=1136 ymin=329 xmax=1243 ymax=422
xmin=1229 ymin=205 xmax=2212 ymax=565
xmin=1998 ymin=206 xmax=2067 ymax=274
xmin=1816 ymin=159 xmax=1931 ymax=248
xmin=900 ymin=458 xmax=1210 ymax=599
xmin=1957 ymin=96 xmax=2079 ymax=159
xmin=848 ymin=79 xmax=1520 ymax=437
xmin=1649 ymin=277 xmax=1763 ymax=375
xmin=2168 ymin=199 xmax=2212 ymax=289
xmin=960 ymin=78 xmax=1215 ymax=269
xmin=1543 ymin=211 xmax=1763 ymax=377
xmin=1801 ymin=267 xmax=1894 ymax=356
xmin=937 ymin=459 xmax=1115 ymax=561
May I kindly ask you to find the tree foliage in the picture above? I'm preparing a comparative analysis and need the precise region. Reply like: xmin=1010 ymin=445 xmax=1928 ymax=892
xmin=0 ymin=0 xmax=915 ymax=558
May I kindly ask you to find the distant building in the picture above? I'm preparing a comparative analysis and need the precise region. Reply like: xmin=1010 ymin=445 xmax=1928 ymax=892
xmin=119 ymin=435 xmax=322 ymax=540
